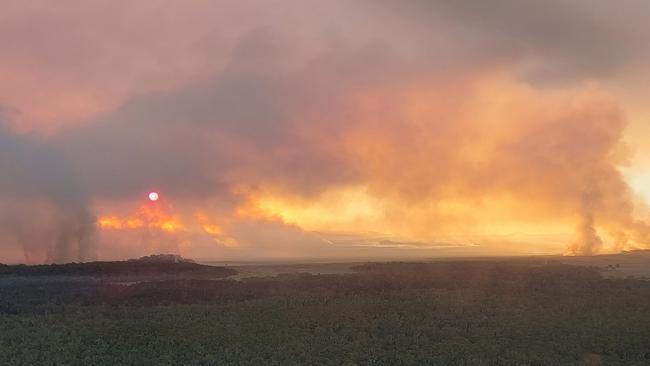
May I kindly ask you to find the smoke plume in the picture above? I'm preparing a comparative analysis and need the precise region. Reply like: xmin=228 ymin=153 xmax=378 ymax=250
xmin=0 ymin=121 xmax=96 ymax=263
xmin=2 ymin=0 xmax=650 ymax=261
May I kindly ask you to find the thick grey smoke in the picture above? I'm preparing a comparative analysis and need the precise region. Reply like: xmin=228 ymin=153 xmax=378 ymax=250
xmin=569 ymin=212 xmax=603 ymax=256
xmin=0 ymin=119 xmax=96 ymax=263
xmin=1 ymin=0 xmax=650 ymax=262
xmin=371 ymin=0 xmax=650 ymax=82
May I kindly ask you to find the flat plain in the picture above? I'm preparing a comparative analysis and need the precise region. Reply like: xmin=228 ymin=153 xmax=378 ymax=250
xmin=2 ymin=253 xmax=650 ymax=365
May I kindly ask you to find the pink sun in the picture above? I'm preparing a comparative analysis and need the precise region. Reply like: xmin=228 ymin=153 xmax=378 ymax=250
xmin=148 ymin=191 xmax=159 ymax=201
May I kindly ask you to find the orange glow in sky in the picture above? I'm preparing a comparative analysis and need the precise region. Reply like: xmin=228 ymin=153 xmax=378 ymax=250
xmin=98 ymin=200 xmax=183 ymax=233
xmin=3 ymin=1 xmax=650 ymax=264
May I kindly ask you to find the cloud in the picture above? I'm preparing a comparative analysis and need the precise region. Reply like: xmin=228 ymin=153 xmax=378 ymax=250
xmin=1 ymin=1 xmax=650 ymax=262
xmin=371 ymin=0 xmax=650 ymax=82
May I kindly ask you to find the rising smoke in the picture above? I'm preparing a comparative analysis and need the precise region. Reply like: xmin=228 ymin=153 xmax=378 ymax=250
xmin=0 ymin=121 xmax=96 ymax=263
xmin=1 ymin=0 xmax=650 ymax=262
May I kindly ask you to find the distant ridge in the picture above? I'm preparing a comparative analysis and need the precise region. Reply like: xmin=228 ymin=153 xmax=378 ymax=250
xmin=621 ymin=249 xmax=650 ymax=254
xmin=0 ymin=254 xmax=236 ymax=278
xmin=128 ymin=254 xmax=196 ymax=264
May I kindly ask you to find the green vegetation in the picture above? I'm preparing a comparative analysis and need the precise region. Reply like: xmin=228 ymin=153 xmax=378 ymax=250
xmin=1 ymin=261 xmax=650 ymax=365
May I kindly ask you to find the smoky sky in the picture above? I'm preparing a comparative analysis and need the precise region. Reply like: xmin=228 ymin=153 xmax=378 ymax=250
xmin=0 ymin=115 xmax=95 ymax=263
xmin=372 ymin=0 xmax=650 ymax=81
xmin=1 ymin=0 xmax=650 ymax=263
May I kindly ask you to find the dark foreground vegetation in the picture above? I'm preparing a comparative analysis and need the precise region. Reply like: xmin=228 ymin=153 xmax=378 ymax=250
xmin=1 ymin=260 xmax=650 ymax=365
xmin=0 ymin=254 xmax=236 ymax=279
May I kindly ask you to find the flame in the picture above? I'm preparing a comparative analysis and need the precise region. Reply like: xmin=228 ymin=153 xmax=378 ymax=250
xmin=98 ymin=203 xmax=184 ymax=232
xmin=126 ymin=217 xmax=143 ymax=229
xmin=98 ymin=205 xmax=241 ymax=249
xmin=98 ymin=216 xmax=124 ymax=230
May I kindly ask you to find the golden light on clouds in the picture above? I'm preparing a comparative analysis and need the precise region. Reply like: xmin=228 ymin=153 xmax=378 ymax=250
xmin=248 ymin=186 xmax=385 ymax=232
xmin=89 ymin=74 xmax=650 ymax=258
xmin=2 ymin=0 xmax=650 ymax=263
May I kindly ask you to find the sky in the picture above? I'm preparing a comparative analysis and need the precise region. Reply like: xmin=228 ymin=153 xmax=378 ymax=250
xmin=1 ymin=0 xmax=650 ymax=263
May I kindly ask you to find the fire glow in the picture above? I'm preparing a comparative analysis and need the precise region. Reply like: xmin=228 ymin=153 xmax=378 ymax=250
xmin=98 ymin=203 xmax=183 ymax=233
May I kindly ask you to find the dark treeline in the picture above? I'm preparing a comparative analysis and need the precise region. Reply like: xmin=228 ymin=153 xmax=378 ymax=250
xmin=0 ymin=256 xmax=236 ymax=278
xmin=85 ymin=261 xmax=612 ymax=306
xmin=2 ymin=261 xmax=650 ymax=365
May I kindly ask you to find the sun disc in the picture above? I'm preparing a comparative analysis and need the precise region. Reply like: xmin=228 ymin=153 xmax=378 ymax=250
xmin=148 ymin=191 xmax=159 ymax=201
